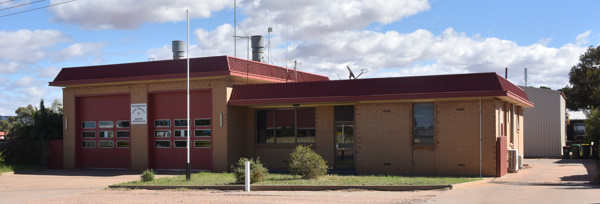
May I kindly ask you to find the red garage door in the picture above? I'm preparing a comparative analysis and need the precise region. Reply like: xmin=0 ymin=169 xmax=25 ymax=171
xmin=148 ymin=91 xmax=212 ymax=170
xmin=76 ymin=95 xmax=131 ymax=169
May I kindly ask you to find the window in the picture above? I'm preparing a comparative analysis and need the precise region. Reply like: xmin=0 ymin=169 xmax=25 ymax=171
xmin=82 ymin=141 xmax=96 ymax=148
xmin=82 ymin=121 xmax=95 ymax=129
xmin=116 ymin=141 xmax=130 ymax=148
xmin=98 ymin=121 xmax=113 ymax=128
xmin=82 ymin=131 xmax=95 ymax=138
xmin=116 ymin=120 xmax=130 ymax=128
xmin=256 ymin=108 xmax=316 ymax=144
xmin=413 ymin=103 xmax=434 ymax=145
xmin=116 ymin=131 xmax=130 ymax=138
xmin=174 ymin=140 xmax=187 ymax=148
xmin=194 ymin=140 xmax=211 ymax=148
xmin=174 ymin=119 xmax=188 ymax=127
xmin=155 ymin=119 xmax=171 ymax=127
xmin=174 ymin=130 xmax=188 ymax=137
xmin=155 ymin=141 xmax=170 ymax=148
xmin=194 ymin=118 xmax=211 ymax=127
xmin=154 ymin=130 xmax=171 ymax=138
xmin=98 ymin=131 xmax=114 ymax=138
xmin=194 ymin=129 xmax=211 ymax=137
xmin=99 ymin=141 xmax=114 ymax=148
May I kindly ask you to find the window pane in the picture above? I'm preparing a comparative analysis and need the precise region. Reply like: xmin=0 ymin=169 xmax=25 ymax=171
xmin=155 ymin=120 xmax=171 ymax=127
xmin=82 ymin=131 xmax=95 ymax=138
xmin=296 ymin=108 xmax=316 ymax=143
xmin=98 ymin=140 xmax=114 ymax=148
xmin=116 ymin=141 xmax=130 ymax=148
xmin=98 ymin=121 xmax=113 ymax=128
xmin=174 ymin=119 xmax=188 ymax=127
xmin=256 ymin=110 xmax=275 ymax=143
xmin=154 ymin=130 xmax=171 ymax=137
xmin=276 ymin=109 xmax=295 ymax=144
xmin=174 ymin=140 xmax=187 ymax=148
xmin=155 ymin=141 xmax=170 ymax=148
xmin=98 ymin=131 xmax=114 ymax=138
xmin=174 ymin=130 xmax=188 ymax=137
xmin=116 ymin=120 xmax=130 ymax=128
xmin=82 ymin=121 xmax=95 ymax=129
xmin=194 ymin=140 xmax=211 ymax=148
xmin=116 ymin=131 xmax=130 ymax=138
xmin=194 ymin=129 xmax=211 ymax=137
xmin=82 ymin=141 xmax=96 ymax=148
xmin=194 ymin=119 xmax=211 ymax=127
xmin=413 ymin=103 xmax=434 ymax=144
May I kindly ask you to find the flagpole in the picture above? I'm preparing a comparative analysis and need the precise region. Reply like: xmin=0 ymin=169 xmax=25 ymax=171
xmin=186 ymin=9 xmax=191 ymax=181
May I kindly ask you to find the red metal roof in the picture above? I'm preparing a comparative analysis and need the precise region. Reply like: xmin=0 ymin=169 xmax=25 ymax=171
xmin=229 ymin=73 xmax=533 ymax=107
xmin=49 ymin=56 xmax=328 ymax=86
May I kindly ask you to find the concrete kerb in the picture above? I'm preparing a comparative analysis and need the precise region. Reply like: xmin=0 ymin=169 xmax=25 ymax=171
xmin=109 ymin=177 xmax=491 ymax=191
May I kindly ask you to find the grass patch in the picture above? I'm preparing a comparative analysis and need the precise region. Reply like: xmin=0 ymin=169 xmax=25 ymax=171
xmin=118 ymin=172 xmax=480 ymax=186
xmin=0 ymin=163 xmax=37 ymax=175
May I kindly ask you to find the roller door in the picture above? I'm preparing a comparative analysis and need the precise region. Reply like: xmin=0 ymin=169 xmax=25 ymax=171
xmin=148 ymin=91 xmax=212 ymax=170
xmin=76 ymin=95 xmax=131 ymax=169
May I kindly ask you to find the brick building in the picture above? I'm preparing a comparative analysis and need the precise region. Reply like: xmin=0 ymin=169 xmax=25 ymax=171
xmin=50 ymin=55 xmax=532 ymax=177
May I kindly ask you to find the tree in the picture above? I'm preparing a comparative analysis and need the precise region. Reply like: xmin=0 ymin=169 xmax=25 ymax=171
xmin=0 ymin=99 xmax=63 ymax=166
xmin=539 ymin=86 xmax=551 ymax=90
xmin=560 ymin=45 xmax=600 ymax=111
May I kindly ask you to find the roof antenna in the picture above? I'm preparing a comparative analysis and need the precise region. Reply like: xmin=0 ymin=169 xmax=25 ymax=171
xmin=347 ymin=66 xmax=368 ymax=79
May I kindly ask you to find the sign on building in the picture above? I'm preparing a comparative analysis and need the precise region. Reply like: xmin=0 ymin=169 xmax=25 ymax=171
xmin=131 ymin=103 xmax=147 ymax=124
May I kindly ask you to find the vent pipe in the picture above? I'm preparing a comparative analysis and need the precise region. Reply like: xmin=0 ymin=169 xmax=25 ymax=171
xmin=251 ymin=35 xmax=264 ymax=62
xmin=172 ymin=40 xmax=185 ymax=59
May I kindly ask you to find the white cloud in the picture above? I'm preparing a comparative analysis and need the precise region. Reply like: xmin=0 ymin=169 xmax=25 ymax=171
xmin=239 ymin=0 xmax=430 ymax=38
xmin=0 ymin=61 xmax=23 ymax=74
xmin=148 ymin=24 xmax=235 ymax=60
xmin=0 ymin=29 xmax=70 ymax=63
xmin=13 ymin=76 xmax=35 ymax=87
xmin=54 ymin=42 xmax=106 ymax=62
xmin=48 ymin=0 xmax=232 ymax=30
xmin=575 ymin=30 xmax=591 ymax=46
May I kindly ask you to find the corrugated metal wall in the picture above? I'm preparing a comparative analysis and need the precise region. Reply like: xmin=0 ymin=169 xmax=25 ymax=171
xmin=522 ymin=86 xmax=565 ymax=157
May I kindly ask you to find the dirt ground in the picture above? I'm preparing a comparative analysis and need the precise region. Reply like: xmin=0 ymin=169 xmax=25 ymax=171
xmin=22 ymin=189 xmax=442 ymax=204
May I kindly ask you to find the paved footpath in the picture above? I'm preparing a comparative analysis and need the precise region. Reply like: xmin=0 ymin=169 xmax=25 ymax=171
xmin=429 ymin=159 xmax=600 ymax=204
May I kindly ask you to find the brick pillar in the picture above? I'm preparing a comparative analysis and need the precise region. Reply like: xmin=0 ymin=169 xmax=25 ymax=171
xmin=62 ymin=88 xmax=76 ymax=169
xmin=130 ymin=84 xmax=148 ymax=171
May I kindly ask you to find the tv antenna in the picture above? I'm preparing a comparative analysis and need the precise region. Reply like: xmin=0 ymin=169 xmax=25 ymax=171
xmin=347 ymin=66 xmax=368 ymax=79
xmin=274 ymin=58 xmax=302 ymax=82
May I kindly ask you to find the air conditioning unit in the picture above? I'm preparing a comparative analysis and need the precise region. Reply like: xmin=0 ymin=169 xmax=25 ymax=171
xmin=518 ymin=155 xmax=524 ymax=169
xmin=508 ymin=149 xmax=519 ymax=173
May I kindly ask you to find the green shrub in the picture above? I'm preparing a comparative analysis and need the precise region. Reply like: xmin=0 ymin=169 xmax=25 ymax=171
xmin=288 ymin=145 xmax=329 ymax=179
xmin=233 ymin=157 xmax=268 ymax=184
xmin=140 ymin=169 xmax=155 ymax=182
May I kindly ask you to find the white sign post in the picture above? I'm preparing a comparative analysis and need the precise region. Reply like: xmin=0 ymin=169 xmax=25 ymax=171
xmin=131 ymin=103 xmax=147 ymax=125
xmin=245 ymin=161 xmax=250 ymax=192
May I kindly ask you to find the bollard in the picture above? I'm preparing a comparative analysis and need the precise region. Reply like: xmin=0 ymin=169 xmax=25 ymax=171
xmin=245 ymin=161 xmax=250 ymax=192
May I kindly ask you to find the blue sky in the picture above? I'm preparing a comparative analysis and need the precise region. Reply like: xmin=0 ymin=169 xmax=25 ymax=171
xmin=0 ymin=0 xmax=599 ymax=116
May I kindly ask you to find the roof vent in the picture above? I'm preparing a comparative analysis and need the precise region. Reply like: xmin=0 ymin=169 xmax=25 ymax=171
xmin=172 ymin=40 xmax=185 ymax=59
xmin=251 ymin=35 xmax=264 ymax=62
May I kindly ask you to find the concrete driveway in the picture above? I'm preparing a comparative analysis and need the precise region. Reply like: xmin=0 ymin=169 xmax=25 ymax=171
xmin=0 ymin=169 xmax=170 ymax=204
xmin=429 ymin=159 xmax=600 ymax=203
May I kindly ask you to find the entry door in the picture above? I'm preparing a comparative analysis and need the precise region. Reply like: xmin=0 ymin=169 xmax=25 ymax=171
xmin=335 ymin=122 xmax=355 ymax=169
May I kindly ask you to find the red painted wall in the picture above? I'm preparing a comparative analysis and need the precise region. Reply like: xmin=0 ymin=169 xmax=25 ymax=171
xmin=75 ymin=95 xmax=131 ymax=169
xmin=148 ymin=90 xmax=212 ymax=170
xmin=497 ymin=136 xmax=507 ymax=177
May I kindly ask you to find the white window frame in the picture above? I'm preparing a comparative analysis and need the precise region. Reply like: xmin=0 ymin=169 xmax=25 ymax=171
xmin=194 ymin=118 xmax=211 ymax=127
xmin=116 ymin=130 xmax=130 ymax=138
xmin=154 ymin=130 xmax=171 ymax=138
xmin=98 ymin=131 xmax=114 ymax=138
xmin=194 ymin=140 xmax=211 ymax=148
xmin=116 ymin=120 xmax=130 ymax=128
xmin=154 ymin=140 xmax=171 ymax=148
xmin=154 ymin=119 xmax=171 ymax=127
xmin=82 ymin=121 xmax=96 ymax=129
xmin=116 ymin=140 xmax=130 ymax=148
xmin=82 ymin=140 xmax=96 ymax=148
xmin=82 ymin=131 xmax=96 ymax=138
xmin=194 ymin=129 xmax=211 ymax=137
xmin=174 ymin=140 xmax=188 ymax=148
xmin=174 ymin=119 xmax=189 ymax=127
xmin=98 ymin=121 xmax=114 ymax=129
xmin=98 ymin=140 xmax=114 ymax=148
xmin=174 ymin=129 xmax=188 ymax=137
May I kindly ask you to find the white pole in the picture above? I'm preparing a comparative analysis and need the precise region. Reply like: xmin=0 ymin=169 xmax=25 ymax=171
xmin=186 ymin=9 xmax=191 ymax=181
xmin=245 ymin=161 xmax=250 ymax=191
xmin=479 ymin=98 xmax=482 ymax=178
xmin=234 ymin=0 xmax=236 ymax=57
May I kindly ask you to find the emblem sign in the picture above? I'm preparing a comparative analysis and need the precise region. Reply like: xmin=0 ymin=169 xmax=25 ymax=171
xmin=131 ymin=103 xmax=147 ymax=125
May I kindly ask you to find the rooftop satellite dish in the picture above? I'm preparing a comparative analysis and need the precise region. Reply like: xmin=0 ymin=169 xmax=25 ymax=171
xmin=347 ymin=66 xmax=368 ymax=79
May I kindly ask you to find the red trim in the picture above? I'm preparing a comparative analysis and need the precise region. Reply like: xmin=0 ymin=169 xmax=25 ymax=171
xmin=74 ymin=92 xmax=130 ymax=98
xmin=506 ymin=91 xmax=534 ymax=108
xmin=50 ymin=71 xmax=232 ymax=86
xmin=147 ymin=88 xmax=212 ymax=94
xmin=229 ymin=91 xmax=509 ymax=106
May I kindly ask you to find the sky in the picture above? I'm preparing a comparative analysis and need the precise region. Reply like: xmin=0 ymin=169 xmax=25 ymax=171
xmin=0 ymin=0 xmax=599 ymax=116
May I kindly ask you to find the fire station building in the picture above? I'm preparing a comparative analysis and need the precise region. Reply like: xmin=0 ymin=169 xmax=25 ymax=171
xmin=50 ymin=55 xmax=532 ymax=177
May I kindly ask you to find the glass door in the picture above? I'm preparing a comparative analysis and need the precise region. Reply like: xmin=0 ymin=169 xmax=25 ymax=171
xmin=335 ymin=122 xmax=354 ymax=170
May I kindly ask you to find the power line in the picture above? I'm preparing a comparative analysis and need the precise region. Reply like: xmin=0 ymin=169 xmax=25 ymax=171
xmin=0 ymin=0 xmax=76 ymax=18
xmin=0 ymin=0 xmax=15 ymax=5
xmin=0 ymin=0 xmax=44 ymax=12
